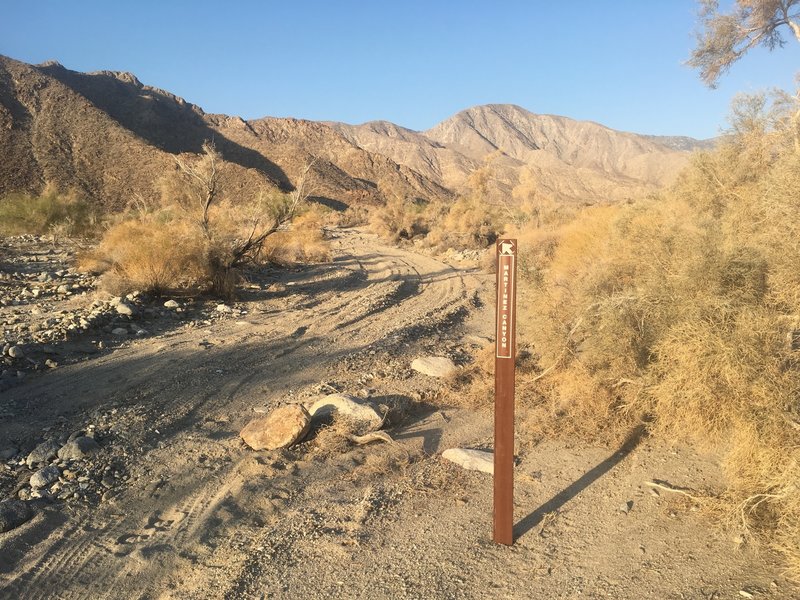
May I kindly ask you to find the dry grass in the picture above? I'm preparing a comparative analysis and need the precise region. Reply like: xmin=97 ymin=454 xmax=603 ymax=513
xmin=81 ymin=218 xmax=210 ymax=295
xmin=0 ymin=186 xmax=98 ymax=237
xmin=262 ymin=209 xmax=332 ymax=266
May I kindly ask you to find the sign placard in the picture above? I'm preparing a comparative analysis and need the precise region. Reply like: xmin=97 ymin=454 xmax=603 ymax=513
xmin=494 ymin=238 xmax=517 ymax=545
xmin=496 ymin=240 xmax=516 ymax=359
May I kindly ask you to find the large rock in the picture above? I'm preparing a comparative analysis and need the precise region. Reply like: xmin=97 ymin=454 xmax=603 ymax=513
xmin=411 ymin=356 xmax=457 ymax=378
xmin=307 ymin=394 xmax=383 ymax=428
xmin=57 ymin=436 xmax=100 ymax=461
xmin=442 ymin=448 xmax=494 ymax=474
xmin=26 ymin=439 xmax=61 ymax=467
xmin=115 ymin=302 xmax=135 ymax=316
xmin=0 ymin=500 xmax=32 ymax=533
xmin=30 ymin=465 xmax=60 ymax=489
xmin=240 ymin=404 xmax=311 ymax=450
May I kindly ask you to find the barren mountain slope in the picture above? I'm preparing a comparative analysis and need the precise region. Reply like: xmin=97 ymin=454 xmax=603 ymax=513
xmin=425 ymin=104 xmax=693 ymax=184
xmin=328 ymin=120 xmax=484 ymax=190
xmin=0 ymin=56 xmax=451 ymax=210
xmin=335 ymin=104 xmax=705 ymax=204
xmin=209 ymin=115 xmax=455 ymax=207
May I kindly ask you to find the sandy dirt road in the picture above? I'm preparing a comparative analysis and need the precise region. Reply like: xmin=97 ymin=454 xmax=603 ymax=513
xmin=0 ymin=229 xmax=795 ymax=599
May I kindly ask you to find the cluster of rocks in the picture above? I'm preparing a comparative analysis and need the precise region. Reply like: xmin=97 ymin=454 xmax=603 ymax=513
xmin=0 ymin=241 xmax=252 ymax=391
xmin=240 ymin=393 xmax=387 ymax=451
xmin=2 ymin=426 xmax=128 ymax=513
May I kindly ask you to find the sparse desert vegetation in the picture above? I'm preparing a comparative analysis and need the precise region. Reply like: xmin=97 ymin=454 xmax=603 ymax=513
xmin=4 ymin=1 xmax=800 ymax=596
xmin=485 ymin=89 xmax=800 ymax=575
xmin=73 ymin=142 xmax=332 ymax=298
xmin=0 ymin=186 xmax=98 ymax=237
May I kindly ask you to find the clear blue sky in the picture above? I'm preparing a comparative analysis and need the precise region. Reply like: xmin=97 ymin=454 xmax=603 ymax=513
xmin=1 ymin=1 xmax=798 ymax=139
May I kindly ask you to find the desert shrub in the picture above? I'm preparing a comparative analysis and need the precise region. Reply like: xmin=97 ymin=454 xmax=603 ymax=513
xmin=262 ymin=209 xmax=332 ymax=265
xmin=86 ymin=143 xmax=324 ymax=298
xmin=489 ymin=91 xmax=800 ymax=575
xmin=84 ymin=217 xmax=210 ymax=295
xmin=337 ymin=204 xmax=370 ymax=228
xmin=370 ymin=196 xmax=430 ymax=242
xmin=0 ymin=186 xmax=98 ymax=237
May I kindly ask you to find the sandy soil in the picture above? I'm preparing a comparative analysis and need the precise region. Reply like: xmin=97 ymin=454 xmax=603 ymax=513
xmin=0 ymin=229 xmax=795 ymax=599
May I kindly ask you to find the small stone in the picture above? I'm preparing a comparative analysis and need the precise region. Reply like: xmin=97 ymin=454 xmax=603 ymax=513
xmin=111 ymin=328 xmax=128 ymax=336
xmin=306 ymin=394 xmax=383 ymax=428
xmin=216 ymin=304 xmax=233 ymax=314
xmin=30 ymin=465 xmax=60 ymax=489
xmin=26 ymin=439 xmax=61 ymax=467
xmin=45 ymin=359 xmax=58 ymax=369
xmin=442 ymin=448 xmax=494 ymax=474
xmin=620 ymin=500 xmax=634 ymax=514
xmin=7 ymin=346 xmax=24 ymax=359
xmin=0 ymin=499 xmax=32 ymax=533
xmin=240 ymin=405 xmax=311 ymax=450
xmin=163 ymin=300 xmax=179 ymax=309
xmin=57 ymin=437 xmax=100 ymax=461
xmin=411 ymin=356 xmax=457 ymax=378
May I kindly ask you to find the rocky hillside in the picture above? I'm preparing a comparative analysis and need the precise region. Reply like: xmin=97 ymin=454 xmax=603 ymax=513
xmin=0 ymin=55 xmax=706 ymax=211
xmin=334 ymin=104 xmax=710 ymax=203
xmin=0 ymin=55 xmax=451 ymax=211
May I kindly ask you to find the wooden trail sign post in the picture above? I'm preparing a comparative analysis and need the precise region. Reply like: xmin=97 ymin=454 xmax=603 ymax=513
xmin=494 ymin=238 xmax=517 ymax=545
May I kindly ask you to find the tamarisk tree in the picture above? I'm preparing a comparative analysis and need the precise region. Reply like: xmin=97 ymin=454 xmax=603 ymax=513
xmin=689 ymin=0 xmax=800 ymax=87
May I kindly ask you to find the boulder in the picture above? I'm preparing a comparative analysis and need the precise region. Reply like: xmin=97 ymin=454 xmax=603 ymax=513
xmin=0 ymin=500 xmax=32 ymax=533
xmin=240 ymin=404 xmax=311 ymax=450
xmin=115 ymin=302 xmax=135 ymax=316
xmin=57 ymin=436 xmax=100 ymax=461
xmin=307 ymin=394 xmax=383 ymax=428
xmin=26 ymin=439 xmax=61 ymax=467
xmin=411 ymin=356 xmax=457 ymax=378
xmin=30 ymin=465 xmax=60 ymax=489
xmin=442 ymin=448 xmax=494 ymax=474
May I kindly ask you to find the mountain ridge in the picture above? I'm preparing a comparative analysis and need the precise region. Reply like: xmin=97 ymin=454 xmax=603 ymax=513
xmin=0 ymin=55 xmax=706 ymax=210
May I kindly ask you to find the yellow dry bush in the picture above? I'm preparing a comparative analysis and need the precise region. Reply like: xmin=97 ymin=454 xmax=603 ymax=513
xmin=451 ymin=92 xmax=800 ymax=575
xmin=262 ymin=209 xmax=332 ymax=266
xmin=369 ymin=196 xmax=429 ymax=242
xmin=0 ymin=185 xmax=98 ymax=237
xmin=86 ymin=218 xmax=209 ymax=295
xmin=425 ymin=195 xmax=502 ymax=251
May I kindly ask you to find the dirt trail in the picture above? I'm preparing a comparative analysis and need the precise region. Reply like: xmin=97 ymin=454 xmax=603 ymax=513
xmin=0 ymin=229 xmax=795 ymax=599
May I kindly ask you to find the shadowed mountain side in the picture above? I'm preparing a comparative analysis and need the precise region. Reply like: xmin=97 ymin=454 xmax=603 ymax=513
xmin=0 ymin=56 xmax=280 ymax=207
xmin=35 ymin=61 xmax=290 ymax=189
xmin=0 ymin=55 xmax=453 ymax=210
xmin=211 ymin=116 xmax=456 ymax=207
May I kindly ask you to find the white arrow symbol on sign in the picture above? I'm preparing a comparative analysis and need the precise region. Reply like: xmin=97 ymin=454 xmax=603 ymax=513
xmin=500 ymin=242 xmax=514 ymax=255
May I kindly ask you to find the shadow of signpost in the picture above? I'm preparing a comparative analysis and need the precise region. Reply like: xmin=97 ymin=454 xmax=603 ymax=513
xmin=514 ymin=424 xmax=648 ymax=540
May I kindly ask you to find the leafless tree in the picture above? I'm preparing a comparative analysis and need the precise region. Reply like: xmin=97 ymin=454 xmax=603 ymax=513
xmin=689 ymin=0 xmax=800 ymax=87
xmin=226 ymin=157 xmax=318 ymax=269
xmin=173 ymin=142 xmax=318 ymax=297
xmin=174 ymin=140 xmax=221 ymax=236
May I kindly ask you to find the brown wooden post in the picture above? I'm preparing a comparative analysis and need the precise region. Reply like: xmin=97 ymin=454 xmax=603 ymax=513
xmin=494 ymin=238 xmax=517 ymax=545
